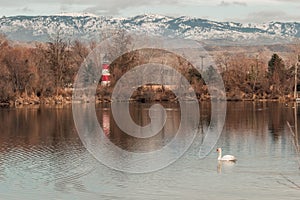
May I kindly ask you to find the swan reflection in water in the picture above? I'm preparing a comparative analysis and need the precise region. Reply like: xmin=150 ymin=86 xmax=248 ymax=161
xmin=217 ymin=160 xmax=236 ymax=174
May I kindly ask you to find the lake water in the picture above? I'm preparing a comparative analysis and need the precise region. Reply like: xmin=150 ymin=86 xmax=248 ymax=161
xmin=0 ymin=102 xmax=299 ymax=200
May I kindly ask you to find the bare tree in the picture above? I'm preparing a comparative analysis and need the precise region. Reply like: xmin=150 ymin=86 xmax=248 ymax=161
xmin=45 ymin=33 xmax=71 ymax=95
xmin=3 ymin=47 xmax=35 ymax=96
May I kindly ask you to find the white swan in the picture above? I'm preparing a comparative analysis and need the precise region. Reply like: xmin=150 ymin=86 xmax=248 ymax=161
xmin=216 ymin=148 xmax=237 ymax=161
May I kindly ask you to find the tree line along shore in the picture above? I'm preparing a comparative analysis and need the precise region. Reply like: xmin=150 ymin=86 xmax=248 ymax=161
xmin=1 ymin=33 xmax=300 ymax=107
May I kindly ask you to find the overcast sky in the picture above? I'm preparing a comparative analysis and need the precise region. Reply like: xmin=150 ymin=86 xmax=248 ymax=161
xmin=0 ymin=0 xmax=299 ymax=23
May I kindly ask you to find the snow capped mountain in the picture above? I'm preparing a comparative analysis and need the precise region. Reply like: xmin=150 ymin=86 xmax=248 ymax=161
xmin=0 ymin=14 xmax=300 ymax=45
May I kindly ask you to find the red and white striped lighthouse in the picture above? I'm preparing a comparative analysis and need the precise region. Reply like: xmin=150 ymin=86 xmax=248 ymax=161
xmin=101 ymin=61 xmax=110 ymax=86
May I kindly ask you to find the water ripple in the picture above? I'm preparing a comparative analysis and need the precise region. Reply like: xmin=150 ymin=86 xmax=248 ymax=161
xmin=0 ymin=138 xmax=98 ymax=193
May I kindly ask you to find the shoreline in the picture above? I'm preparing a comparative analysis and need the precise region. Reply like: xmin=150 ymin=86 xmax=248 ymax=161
xmin=0 ymin=93 xmax=297 ymax=108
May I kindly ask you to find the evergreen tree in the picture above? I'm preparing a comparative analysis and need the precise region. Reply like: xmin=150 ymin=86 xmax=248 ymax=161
xmin=268 ymin=53 xmax=285 ymax=76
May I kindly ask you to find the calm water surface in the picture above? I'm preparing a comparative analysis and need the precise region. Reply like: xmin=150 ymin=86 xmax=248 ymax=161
xmin=0 ymin=102 xmax=299 ymax=200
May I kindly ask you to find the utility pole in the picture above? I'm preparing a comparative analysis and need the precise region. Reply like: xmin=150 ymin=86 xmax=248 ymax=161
xmin=253 ymin=54 xmax=259 ymax=92
xmin=294 ymin=55 xmax=299 ymax=100
xmin=200 ymin=55 xmax=205 ymax=71
xmin=293 ymin=55 xmax=300 ymax=169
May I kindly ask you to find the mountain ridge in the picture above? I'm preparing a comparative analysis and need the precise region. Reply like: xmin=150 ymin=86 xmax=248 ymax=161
xmin=1 ymin=14 xmax=300 ymax=45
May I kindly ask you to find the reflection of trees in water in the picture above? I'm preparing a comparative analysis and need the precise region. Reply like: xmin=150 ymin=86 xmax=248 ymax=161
xmin=1 ymin=102 xmax=298 ymax=154
xmin=225 ymin=102 xmax=269 ymax=138
xmin=0 ymin=105 xmax=77 ymax=148
xmin=1 ymin=102 xmax=298 ymax=148
xmin=223 ymin=102 xmax=295 ymax=146
xmin=96 ymin=103 xmax=181 ymax=153
xmin=297 ymin=105 xmax=300 ymax=144
xmin=0 ymin=106 xmax=95 ymax=191
xmin=268 ymin=103 xmax=291 ymax=141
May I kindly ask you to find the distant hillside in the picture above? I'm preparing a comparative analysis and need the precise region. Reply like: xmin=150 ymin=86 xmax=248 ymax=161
xmin=1 ymin=14 xmax=300 ymax=45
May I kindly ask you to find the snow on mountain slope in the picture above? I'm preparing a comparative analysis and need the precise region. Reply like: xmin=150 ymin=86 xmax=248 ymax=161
xmin=0 ymin=14 xmax=299 ymax=45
